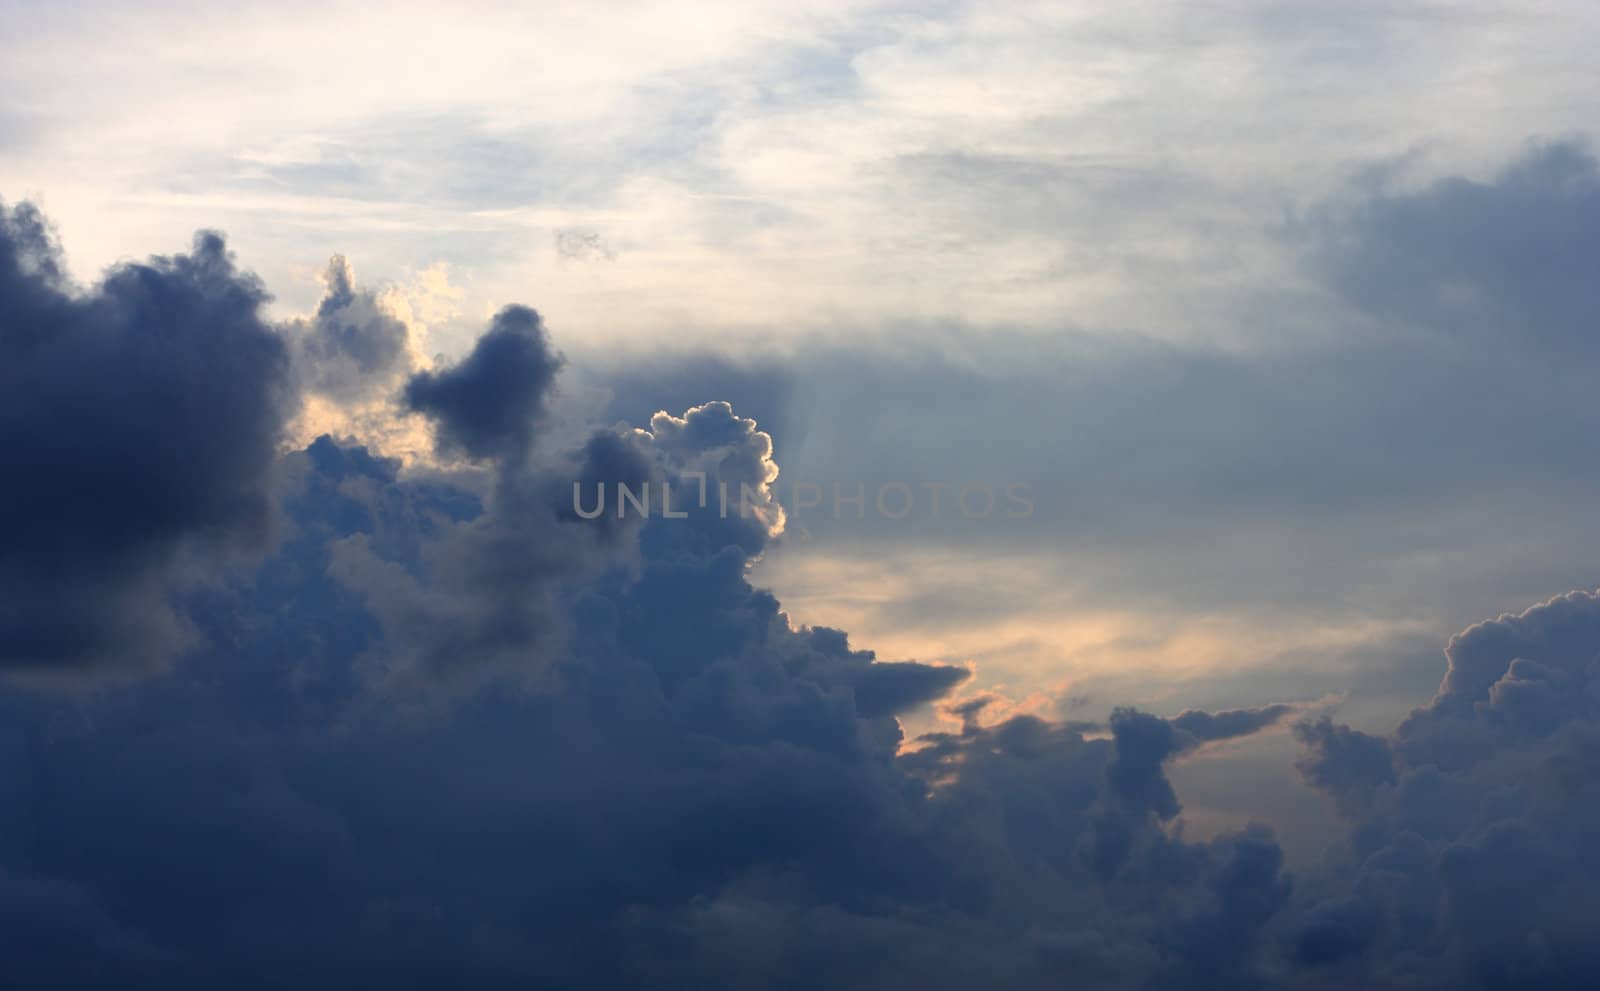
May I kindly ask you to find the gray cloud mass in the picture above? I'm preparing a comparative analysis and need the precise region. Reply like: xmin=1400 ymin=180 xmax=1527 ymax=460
xmin=4 ymin=134 xmax=1600 ymax=987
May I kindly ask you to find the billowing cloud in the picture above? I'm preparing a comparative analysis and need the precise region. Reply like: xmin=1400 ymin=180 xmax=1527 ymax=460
xmin=1291 ymin=589 xmax=1600 ymax=987
xmin=1293 ymin=717 xmax=1395 ymax=816
xmin=0 ymin=202 xmax=293 ymax=677
xmin=4 ymin=200 xmax=1600 ymax=989
xmin=634 ymin=400 xmax=786 ymax=557
xmin=403 ymin=304 xmax=563 ymax=462
xmin=289 ymin=253 xmax=411 ymax=401
xmin=4 ymin=0 xmax=1600 ymax=976
xmin=0 ymin=204 xmax=1307 ymax=988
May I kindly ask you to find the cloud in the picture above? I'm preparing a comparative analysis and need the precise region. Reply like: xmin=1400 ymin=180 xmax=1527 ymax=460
xmin=288 ymin=253 xmax=411 ymax=401
xmin=0 ymin=203 xmax=1315 ymax=988
xmin=5 ymin=198 xmax=1600 ymax=988
xmin=554 ymin=228 xmax=615 ymax=262
xmin=1431 ymin=587 xmax=1600 ymax=719
xmin=1293 ymin=717 xmax=1395 ymax=816
xmin=848 ymin=658 xmax=971 ymax=719
xmin=0 ymin=202 xmax=293 ymax=677
xmin=1291 ymin=588 xmax=1600 ymax=986
xmin=562 ymin=140 xmax=1600 ymax=735
xmin=0 ymin=868 xmax=158 ymax=983
xmin=635 ymin=400 xmax=786 ymax=557
xmin=1309 ymin=140 xmax=1600 ymax=357
xmin=1173 ymin=704 xmax=1296 ymax=746
xmin=404 ymin=304 xmax=563 ymax=461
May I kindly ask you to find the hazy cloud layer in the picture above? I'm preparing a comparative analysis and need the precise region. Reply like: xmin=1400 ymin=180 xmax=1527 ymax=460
xmin=6 ymin=1 xmax=1596 ymax=339
xmin=575 ymin=140 xmax=1600 ymax=729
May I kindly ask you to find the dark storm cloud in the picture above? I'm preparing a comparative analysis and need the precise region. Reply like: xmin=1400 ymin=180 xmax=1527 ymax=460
xmin=1290 ymin=589 xmax=1600 ymax=987
xmin=404 ymin=304 xmax=563 ymax=460
xmin=330 ymin=309 xmax=628 ymax=703
xmin=1293 ymin=717 xmax=1395 ymax=816
xmin=0 ymin=202 xmax=293 ymax=676
xmin=7 ymin=134 xmax=1600 ymax=991
xmin=335 ymin=386 xmax=784 ymax=705
xmin=848 ymin=658 xmax=971 ymax=718
xmin=0 ymin=201 xmax=1308 ymax=989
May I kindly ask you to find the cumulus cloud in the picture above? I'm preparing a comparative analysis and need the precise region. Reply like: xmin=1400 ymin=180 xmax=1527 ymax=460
xmin=4 ymin=200 xmax=1600 ymax=989
xmin=1291 ymin=588 xmax=1600 ymax=987
xmin=288 ymin=253 xmax=411 ymax=401
xmin=1293 ymin=717 xmax=1395 ymax=816
xmin=0 ymin=202 xmax=293 ymax=677
xmin=403 ymin=304 xmax=564 ymax=462
xmin=633 ymin=400 xmax=786 ymax=556
xmin=0 ymin=203 xmax=1310 ymax=989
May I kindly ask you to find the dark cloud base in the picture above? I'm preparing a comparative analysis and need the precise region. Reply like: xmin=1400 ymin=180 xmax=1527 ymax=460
xmin=4 ymin=175 xmax=1600 ymax=989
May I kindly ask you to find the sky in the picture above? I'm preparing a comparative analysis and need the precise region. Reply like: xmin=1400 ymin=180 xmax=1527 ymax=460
xmin=4 ymin=1 xmax=1600 ymax=987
